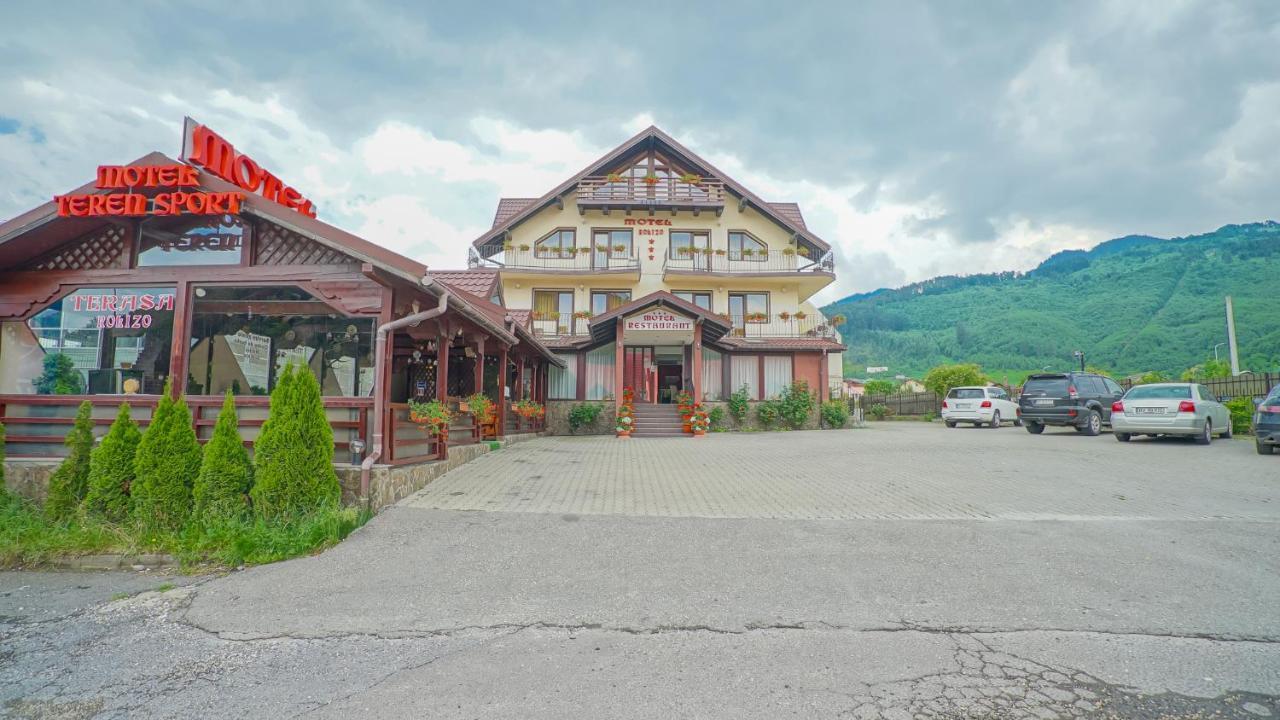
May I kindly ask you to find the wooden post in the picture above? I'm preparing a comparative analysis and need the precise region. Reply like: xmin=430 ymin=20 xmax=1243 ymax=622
xmin=496 ymin=345 xmax=508 ymax=437
xmin=819 ymin=350 xmax=829 ymax=403
xmin=473 ymin=336 xmax=486 ymax=397
xmin=168 ymin=280 xmax=191 ymax=397
xmin=513 ymin=357 xmax=524 ymax=402
xmin=691 ymin=322 xmax=703 ymax=403
xmin=436 ymin=331 xmax=450 ymax=402
xmin=614 ymin=321 xmax=625 ymax=414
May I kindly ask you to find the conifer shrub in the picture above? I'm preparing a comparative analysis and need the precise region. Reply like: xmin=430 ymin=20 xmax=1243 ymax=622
xmin=44 ymin=401 xmax=94 ymax=521
xmin=82 ymin=404 xmax=141 ymax=523
xmin=251 ymin=365 xmax=340 ymax=518
xmin=132 ymin=382 xmax=203 ymax=531
xmin=193 ymin=391 xmax=253 ymax=524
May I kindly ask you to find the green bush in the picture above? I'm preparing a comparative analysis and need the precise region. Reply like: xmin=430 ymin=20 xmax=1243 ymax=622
xmin=863 ymin=379 xmax=897 ymax=395
xmin=192 ymin=392 xmax=253 ymax=525
xmin=82 ymin=404 xmax=141 ymax=523
xmin=1135 ymin=371 xmax=1170 ymax=385
xmin=727 ymin=385 xmax=751 ymax=425
xmin=45 ymin=401 xmax=94 ymax=522
xmin=868 ymin=403 xmax=890 ymax=420
xmin=0 ymin=422 xmax=7 ymax=500
xmin=707 ymin=406 xmax=726 ymax=432
xmin=820 ymin=399 xmax=850 ymax=428
xmin=1225 ymin=397 xmax=1254 ymax=435
xmin=252 ymin=365 xmax=340 ymax=519
xmin=923 ymin=363 xmax=989 ymax=399
xmin=567 ymin=402 xmax=605 ymax=433
xmin=33 ymin=353 xmax=84 ymax=395
xmin=132 ymin=383 xmax=203 ymax=531
xmin=756 ymin=400 xmax=781 ymax=429
xmin=1181 ymin=358 xmax=1231 ymax=382
xmin=778 ymin=381 xmax=815 ymax=429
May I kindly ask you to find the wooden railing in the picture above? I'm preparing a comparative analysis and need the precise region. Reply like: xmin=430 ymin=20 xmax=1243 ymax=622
xmin=386 ymin=403 xmax=445 ymax=465
xmin=664 ymin=249 xmax=834 ymax=275
xmin=726 ymin=314 xmax=840 ymax=339
xmin=504 ymin=400 xmax=546 ymax=434
xmin=0 ymin=394 xmax=371 ymax=460
xmin=577 ymin=176 xmax=726 ymax=207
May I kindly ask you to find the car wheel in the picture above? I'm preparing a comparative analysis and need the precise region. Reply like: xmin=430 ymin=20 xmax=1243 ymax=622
xmin=989 ymin=411 xmax=1001 ymax=429
xmin=1195 ymin=419 xmax=1212 ymax=445
xmin=1115 ymin=432 xmax=1131 ymax=442
xmin=944 ymin=420 xmax=957 ymax=428
xmin=1025 ymin=422 xmax=1044 ymax=435
xmin=1082 ymin=410 xmax=1102 ymax=436
xmin=1258 ymin=441 xmax=1275 ymax=455
xmin=1223 ymin=421 xmax=1233 ymax=439
xmin=1014 ymin=418 xmax=1023 ymax=427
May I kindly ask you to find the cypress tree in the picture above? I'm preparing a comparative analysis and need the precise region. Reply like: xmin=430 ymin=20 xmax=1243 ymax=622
xmin=251 ymin=365 xmax=339 ymax=518
xmin=131 ymin=381 xmax=203 ymax=531
xmin=192 ymin=391 xmax=253 ymax=524
xmin=45 ymin=400 xmax=94 ymax=521
xmin=1 ymin=421 xmax=7 ymax=500
xmin=82 ymin=403 xmax=141 ymax=523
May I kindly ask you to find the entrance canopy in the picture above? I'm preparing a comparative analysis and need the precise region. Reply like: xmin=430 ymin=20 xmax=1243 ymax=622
xmin=587 ymin=291 xmax=731 ymax=346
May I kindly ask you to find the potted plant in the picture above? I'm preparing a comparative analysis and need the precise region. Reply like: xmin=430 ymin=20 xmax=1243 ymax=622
xmin=779 ymin=311 xmax=792 ymax=321
xmin=714 ymin=249 xmax=727 ymax=256
xmin=643 ymin=173 xmax=660 ymax=186
xmin=797 ymin=246 xmax=811 ymax=257
xmin=782 ymin=247 xmax=796 ymax=256
xmin=616 ymin=388 xmax=635 ymax=438
xmin=512 ymin=399 xmax=545 ymax=430
xmin=606 ymin=172 xmax=624 ymax=183
xmin=793 ymin=310 xmax=808 ymax=320
xmin=518 ymin=243 xmax=530 ymax=251
xmin=740 ymin=248 xmax=754 ymax=257
xmin=689 ymin=404 xmax=710 ymax=437
xmin=746 ymin=311 xmax=768 ymax=323
xmin=572 ymin=310 xmax=593 ymax=320
xmin=679 ymin=172 xmax=703 ymax=185
xmin=701 ymin=247 xmax=714 ymax=256
xmin=613 ymin=244 xmax=627 ymax=253
xmin=408 ymin=399 xmax=452 ymax=442
xmin=530 ymin=310 xmax=546 ymax=321
xmin=502 ymin=240 xmax=514 ymax=252
xmin=466 ymin=392 xmax=496 ymax=430
xmin=576 ymin=246 xmax=593 ymax=255
xmin=677 ymin=246 xmax=694 ymax=256
xmin=596 ymin=243 xmax=609 ymax=252
xmin=830 ymin=314 xmax=847 ymax=327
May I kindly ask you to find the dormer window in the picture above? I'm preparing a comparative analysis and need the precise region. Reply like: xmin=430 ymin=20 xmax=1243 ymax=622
xmin=728 ymin=231 xmax=766 ymax=262
xmin=534 ymin=228 xmax=576 ymax=258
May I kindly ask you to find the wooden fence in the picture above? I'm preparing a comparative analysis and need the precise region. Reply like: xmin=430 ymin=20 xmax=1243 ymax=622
xmin=855 ymin=391 xmax=943 ymax=417
xmin=1120 ymin=373 xmax=1278 ymax=401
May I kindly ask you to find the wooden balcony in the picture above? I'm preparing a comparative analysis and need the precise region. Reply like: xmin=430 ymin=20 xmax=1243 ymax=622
xmin=576 ymin=176 xmax=726 ymax=214
xmin=725 ymin=314 xmax=840 ymax=339
xmin=663 ymin=250 xmax=835 ymax=277
xmin=477 ymin=247 xmax=640 ymax=274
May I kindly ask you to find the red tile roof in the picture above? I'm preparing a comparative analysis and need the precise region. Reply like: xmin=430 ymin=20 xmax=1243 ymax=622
xmin=492 ymin=198 xmax=538 ymax=228
xmin=431 ymin=269 xmax=499 ymax=299
xmin=716 ymin=336 xmax=845 ymax=351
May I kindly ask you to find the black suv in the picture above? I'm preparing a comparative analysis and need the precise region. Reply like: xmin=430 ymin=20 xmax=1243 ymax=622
xmin=1019 ymin=372 xmax=1124 ymax=436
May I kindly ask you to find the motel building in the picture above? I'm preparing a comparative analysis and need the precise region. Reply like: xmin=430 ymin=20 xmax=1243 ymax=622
xmin=0 ymin=121 xmax=845 ymax=503
xmin=0 ymin=119 xmax=565 ymax=505
xmin=464 ymin=126 xmax=844 ymax=434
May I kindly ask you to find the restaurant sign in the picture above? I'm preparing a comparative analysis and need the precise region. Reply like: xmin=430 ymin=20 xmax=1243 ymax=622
xmin=624 ymin=309 xmax=693 ymax=332
xmin=181 ymin=117 xmax=317 ymax=218
xmin=71 ymin=291 xmax=176 ymax=329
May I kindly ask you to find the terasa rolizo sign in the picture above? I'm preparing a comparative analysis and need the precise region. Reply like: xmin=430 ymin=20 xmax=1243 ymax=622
xmin=180 ymin=117 xmax=317 ymax=218
xmin=71 ymin=291 xmax=176 ymax=329
xmin=624 ymin=309 xmax=693 ymax=332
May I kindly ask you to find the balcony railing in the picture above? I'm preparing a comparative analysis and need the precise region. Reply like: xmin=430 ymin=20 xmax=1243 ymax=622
xmin=530 ymin=315 xmax=592 ymax=338
xmin=576 ymin=176 xmax=726 ymax=208
xmin=480 ymin=247 xmax=639 ymax=272
xmin=723 ymin=314 xmax=839 ymax=339
xmin=664 ymin=250 xmax=834 ymax=275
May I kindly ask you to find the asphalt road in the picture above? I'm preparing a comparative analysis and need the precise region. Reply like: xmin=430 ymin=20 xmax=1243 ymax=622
xmin=3 ymin=424 xmax=1278 ymax=719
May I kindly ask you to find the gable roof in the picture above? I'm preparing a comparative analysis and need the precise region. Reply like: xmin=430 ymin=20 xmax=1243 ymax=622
xmin=431 ymin=268 xmax=500 ymax=299
xmin=472 ymin=126 xmax=831 ymax=254
xmin=587 ymin=290 xmax=732 ymax=345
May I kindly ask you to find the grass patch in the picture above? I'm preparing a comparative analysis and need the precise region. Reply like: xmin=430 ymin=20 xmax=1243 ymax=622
xmin=0 ymin=491 xmax=370 ymax=571
xmin=156 ymin=583 xmax=175 ymax=592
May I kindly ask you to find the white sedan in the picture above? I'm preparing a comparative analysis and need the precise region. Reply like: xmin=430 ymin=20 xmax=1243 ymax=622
xmin=1111 ymin=382 xmax=1232 ymax=445
xmin=942 ymin=386 xmax=1021 ymax=428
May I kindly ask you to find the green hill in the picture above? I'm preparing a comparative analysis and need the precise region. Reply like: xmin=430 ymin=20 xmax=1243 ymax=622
xmin=823 ymin=222 xmax=1280 ymax=382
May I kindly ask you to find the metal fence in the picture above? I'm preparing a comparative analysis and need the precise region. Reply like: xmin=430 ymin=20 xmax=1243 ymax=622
xmin=1120 ymin=373 xmax=1279 ymax=401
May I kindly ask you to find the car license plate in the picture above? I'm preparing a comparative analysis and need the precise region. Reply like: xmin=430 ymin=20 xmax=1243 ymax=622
xmin=1034 ymin=399 xmax=1053 ymax=406
xmin=955 ymin=403 xmax=971 ymax=409
xmin=1134 ymin=407 xmax=1164 ymax=415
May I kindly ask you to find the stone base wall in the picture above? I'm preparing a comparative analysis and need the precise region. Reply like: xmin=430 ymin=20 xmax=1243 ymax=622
xmin=546 ymin=400 xmax=613 ymax=436
xmin=6 ymin=431 xmax=547 ymax=515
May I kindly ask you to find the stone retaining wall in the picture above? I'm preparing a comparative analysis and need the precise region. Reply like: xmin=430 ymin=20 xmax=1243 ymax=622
xmin=546 ymin=400 xmax=613 ymax=436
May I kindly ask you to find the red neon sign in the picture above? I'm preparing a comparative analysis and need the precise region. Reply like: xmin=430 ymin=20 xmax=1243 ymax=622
xmin=181 ymin=117 xmax=317 ymax=218
xmin=54 ymin=163 xmax=245 ymax=218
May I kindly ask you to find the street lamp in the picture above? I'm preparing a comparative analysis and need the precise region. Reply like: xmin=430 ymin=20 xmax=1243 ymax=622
xmin=1213 ymin=342 xmax=1226 ymax=361
xmin=1072 ymin=350 xmax=1085 ymax=373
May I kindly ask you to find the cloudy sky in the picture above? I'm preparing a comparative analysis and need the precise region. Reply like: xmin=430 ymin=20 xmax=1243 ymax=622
xmin=1 ymin=1 xmax=1276 ymax=302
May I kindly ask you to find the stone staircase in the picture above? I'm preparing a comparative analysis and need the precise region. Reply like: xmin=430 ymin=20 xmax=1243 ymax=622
xmin=629 ymin=403 xmax=687 ymax=438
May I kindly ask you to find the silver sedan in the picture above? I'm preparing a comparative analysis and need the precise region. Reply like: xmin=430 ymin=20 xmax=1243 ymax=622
xmin=1111 ymin=382 xmax=1232 ymax=445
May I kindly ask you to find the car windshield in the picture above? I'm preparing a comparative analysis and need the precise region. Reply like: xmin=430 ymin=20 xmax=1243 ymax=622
xmin=1266 ymin=387 xmax=1280 ymax=403
xmin=1023 ymin=378 xmax=1068 ymax=395
xmin=949 ymin=389 xmax=985 ymax=399
xmin=1125 ymin=385 xmax=1191 ymax=400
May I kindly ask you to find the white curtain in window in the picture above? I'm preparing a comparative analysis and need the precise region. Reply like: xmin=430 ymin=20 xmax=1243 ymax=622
xmin=763 ymin=356 xmax=792 ymax=398
xmin=730 ymin=354 xmax=758 ymax=399
xmin=701 ymin=347 xmax=723 ymax=400
xmin=585 ymin=345 xmax=615 ymax=400
xmin=549 ymin=353 xmax=577 ymax=399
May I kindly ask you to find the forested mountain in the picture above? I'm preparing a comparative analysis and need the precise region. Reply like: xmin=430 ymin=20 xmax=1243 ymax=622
xmin=824 ymin=222 xmax=1280 ymax=381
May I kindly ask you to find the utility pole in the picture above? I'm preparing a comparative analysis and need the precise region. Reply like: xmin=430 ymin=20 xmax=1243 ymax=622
xmin=1225 ymin=296 xmax=1240 ymax=376
xmin=1073 ymin=350 xmax=1085 ymax=373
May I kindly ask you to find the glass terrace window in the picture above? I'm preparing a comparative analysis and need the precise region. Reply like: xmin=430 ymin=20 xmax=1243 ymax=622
xmin=592 ymin=229 xmax=632 ymax=256
xmin=669 ymin=231 xmax=709 ymax=259
xmin=534 ymin=229 xmax=576 ymax=258
xmin=728 ymin=231 xmax=766 ymax=261
xmin=138 ymin=216 xmax=246 ymax=266
xmin=728 ymin=292 xmax=769 ymax=323
xmin=7 ymin=286 xmax=177 ymax=395
xmin=187 ymin=286 xmax=374 ymax=397
xmin=673 ymin=291 xmax=712 ymax=310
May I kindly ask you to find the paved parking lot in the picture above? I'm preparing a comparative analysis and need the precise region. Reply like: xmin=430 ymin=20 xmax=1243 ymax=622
xmin=406 ymin=423 xmax=1280 ymax=521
